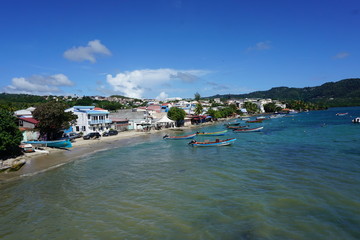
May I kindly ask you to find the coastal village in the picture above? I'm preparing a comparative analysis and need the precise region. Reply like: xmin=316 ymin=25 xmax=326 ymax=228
xmin=1 ymin=96 xmax=287 ymax=173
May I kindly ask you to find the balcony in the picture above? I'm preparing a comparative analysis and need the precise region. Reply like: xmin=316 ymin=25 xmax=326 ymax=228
xmin=89 ymin=119 xmax=112 ymax=125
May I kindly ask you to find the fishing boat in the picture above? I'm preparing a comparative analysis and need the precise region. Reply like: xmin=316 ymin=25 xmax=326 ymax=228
xmin=246 ymin=119 xmax=263 ymax=123
xmin=233 ymin=126 xmax=264 ymax=132
xmin=163 ymin=133 xmax=196 ymax=140
xmin=23 ymin=139 xmax=72 ymax=148
xmin=226 ymin=125 xmax=248 ymax=129
xmin=336 ymin=112 xmax=348 ymax=116
xmin=196 ymin=130 xmax=228 ymax=136
xmin=188 ymin=138 xmax=236 ymax=147
xmin=224 ymin=122 xmax=240 ymax=126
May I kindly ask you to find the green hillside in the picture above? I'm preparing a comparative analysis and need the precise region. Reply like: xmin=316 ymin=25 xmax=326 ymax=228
xmin=210 ymin=78 xmax=360 ymax=107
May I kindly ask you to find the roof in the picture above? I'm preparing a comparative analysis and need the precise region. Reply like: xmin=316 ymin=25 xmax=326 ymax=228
xmin=156 ymin=114 xmax=175 ymax=123
xmin=19 ymin=117 xmax=39 ymax=124
xmin=110 ymin=118 xmax=129 ymax=122
xmin=14 ymin=109 xmax=32 ymax=116
xmin=94 ymin=107 xmax=106 ymax=110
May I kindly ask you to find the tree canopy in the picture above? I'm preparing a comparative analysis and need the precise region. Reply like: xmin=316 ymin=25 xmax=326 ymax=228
xmin=0 ymin=109 xmax=23 ymax=159
xmin=33 ymin=102 xmax=77 ymax=140
xmin=167 ymin=107 xmax=186 ymax=127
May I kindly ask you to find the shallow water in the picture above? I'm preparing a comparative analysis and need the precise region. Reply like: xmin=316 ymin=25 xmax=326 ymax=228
xmin=1 ymin=107 xmax=360 ymax=239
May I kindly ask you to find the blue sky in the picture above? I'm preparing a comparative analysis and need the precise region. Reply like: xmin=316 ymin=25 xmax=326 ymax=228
xmin=1 ymin=0 xmax=359 ymax=99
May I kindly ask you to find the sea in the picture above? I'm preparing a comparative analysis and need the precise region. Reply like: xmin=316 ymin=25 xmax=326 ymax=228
xmin=0 ymin=107 xmax=359 ymax=240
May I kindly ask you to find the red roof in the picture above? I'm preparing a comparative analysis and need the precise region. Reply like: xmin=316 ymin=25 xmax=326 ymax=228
xmin=94 ymin=107 xmax=106 ymax=110
xmin=19 ymin=117 xmax=39 ymax=124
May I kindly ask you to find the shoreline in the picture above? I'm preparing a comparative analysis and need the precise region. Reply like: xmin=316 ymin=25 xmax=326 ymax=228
xmin=0 ymin=119 xmax=231 ymax=183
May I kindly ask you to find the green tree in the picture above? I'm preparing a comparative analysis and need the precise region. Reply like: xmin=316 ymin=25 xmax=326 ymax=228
xmin=244 ymin=102 xmax=259 ymax=114
xmin=167 ymin=107 xmax=186 ymax=127
xmin=33 ymin=102 xmax=78 ymax=140
xmin=194 ymin=92 xmax=203 ymax=115
xmin=0 ymin=109 xmax=23 ymax=160
xmin=264 ymin=102 xmax=282 ymax=113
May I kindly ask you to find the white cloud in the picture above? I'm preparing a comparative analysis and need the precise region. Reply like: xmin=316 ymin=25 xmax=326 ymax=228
xmin=63 ymin=39 xmax=111 ymax=63
xmin=4 ymin=74 xmax=74 ymax=95
xmin=156 ymin=91 xmax=169 ymax=101
xmin=106 ymin=68 xmax=209 ymax=99
xmin=247 ymin=41 xmax=272 ymax=51
xmin=333 ymin=52 xmax=350 ymax=59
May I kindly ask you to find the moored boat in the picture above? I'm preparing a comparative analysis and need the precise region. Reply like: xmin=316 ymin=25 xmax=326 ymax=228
xmin=196 ymin=130 xmax=228 ymax=136
xmin=233 ymin=126 xmax=264 ymax=132
xmin=163 ymin=133 xmax=196 ymax=140
xmin=224 ymin=122 xmax=240 ymax=126
xmin=188 ymin=138 xmax=236 ymax=147
xmin=23 ymin=139 xmax=72 ymax=148
xmin=246 ymin=119 xmax=263 ymax=123
xmin=352 ymin=117 xmax=360 ymax=123
xmin=226 ymin=125 xmax=249 ymax=129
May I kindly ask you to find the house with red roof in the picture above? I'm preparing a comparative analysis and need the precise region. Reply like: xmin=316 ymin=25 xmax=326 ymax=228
xmin=18 ymin=117 xmax=39 ymax=129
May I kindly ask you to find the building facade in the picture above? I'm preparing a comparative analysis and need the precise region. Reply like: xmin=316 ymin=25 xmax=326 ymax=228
xmin=65 ymin=106 xmax=112 ymax=135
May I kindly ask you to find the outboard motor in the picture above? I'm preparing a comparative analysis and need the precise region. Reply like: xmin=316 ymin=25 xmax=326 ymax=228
xmin=188 ymin=140 xmax=196 ymax=145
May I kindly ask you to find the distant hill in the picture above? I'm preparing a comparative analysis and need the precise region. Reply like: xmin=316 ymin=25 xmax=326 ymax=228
xmin=209 ymin=78 xmax=360 ymax=107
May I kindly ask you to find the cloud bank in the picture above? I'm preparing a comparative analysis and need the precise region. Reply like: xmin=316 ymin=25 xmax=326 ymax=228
xmin=4 ymin=74 xmax=74 ymax=95
xmin=63 ymin=40 xmax=111 ymax=63
xmin=106 ymin=68 xmax=209 ymax=99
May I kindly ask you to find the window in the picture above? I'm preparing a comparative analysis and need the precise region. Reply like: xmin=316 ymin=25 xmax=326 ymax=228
xmin=82 ymin=126 xmax=86 ymax=131
xmin=19 ymin=120 xmax=23 ymax=127
xmin=88 ymin=115 xmax=90 ymax=120
xmin=76 ymin=126 xmax=80 ymax=131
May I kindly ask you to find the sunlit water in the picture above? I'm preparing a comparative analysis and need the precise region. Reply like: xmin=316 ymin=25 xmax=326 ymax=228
xmin=1 ymin=107 xmax=359 ymax=239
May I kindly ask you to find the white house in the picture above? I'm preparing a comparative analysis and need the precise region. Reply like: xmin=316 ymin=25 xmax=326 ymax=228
xmin=65 ymin=106 xmax=112 ymax=134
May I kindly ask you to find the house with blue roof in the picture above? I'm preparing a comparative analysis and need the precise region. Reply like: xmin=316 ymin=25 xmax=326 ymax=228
xmin=65 ymin=106 xmax=112 ymax=135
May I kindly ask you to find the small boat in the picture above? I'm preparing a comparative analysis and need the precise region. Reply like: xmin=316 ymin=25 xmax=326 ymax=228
xmin=256 ymin=116 xmax=268 ymax=120
xmin=188 ymin=138 xmax=236 ymax=147
xmin=352 ymin=117 xmax=360 ymax=123
xmin=246 ymin=119 xmax=263 ymax=123
xmin=196 ymin=130 xmax=228 ymax=136
xmin=23 ymin=139 xmax=72 ymax=148
xmin=336 ymin=113 xmax=348 ymax=116
xmin=19 ymin=144 xmax=35 ymax=153
xmin=233 ymin=126 xmax=264 ymax=132
xmin=163 ymin=133 xmax=196 ymax=140
xmin=224 ymin=122 xmax=240 ymax=126
xmin=226 ymin=125 xmax=249 ymax=129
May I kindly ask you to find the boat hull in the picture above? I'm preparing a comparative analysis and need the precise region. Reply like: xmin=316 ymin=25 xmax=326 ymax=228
xmin=163 ymin=133 xmax=196 ymax=140
xmin=196 ymin=130 xmax=228 ymax=136
xmin=233 ymin=127 xmax=264 ymax=132
xmin=23 ymin=139 xmax=72 ymax=148
xmin=189 ymin=138 xmax=236 ymax=147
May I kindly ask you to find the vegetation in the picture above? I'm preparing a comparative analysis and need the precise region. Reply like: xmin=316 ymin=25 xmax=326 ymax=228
xmin=243 ymin=102 xmax=259 ymax=114
xmin=0 ymin=109 xmax=23 ymax=160
xmin=210 ymin=78 xmax=360 ymax=108
xmin=167 ymin=107 xmax=186 ymax=127
xmin=33 ymin=102 xmax=78 ymax=140
xmin=206 ymin=105 xmax=239 ymax=119
xmin=264 ymin=102 xmax=282 ymax=113
xmin=194 ymin=92 xmax=203 ymax=115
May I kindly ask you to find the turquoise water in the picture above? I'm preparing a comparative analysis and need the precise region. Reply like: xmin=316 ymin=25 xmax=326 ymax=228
xmin=1 ymin=107 xmax=360 ymax=239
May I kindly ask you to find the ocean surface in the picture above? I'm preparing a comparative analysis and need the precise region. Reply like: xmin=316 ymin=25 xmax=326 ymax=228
xmin=1 ymin=107 xmax=359 ymax=240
